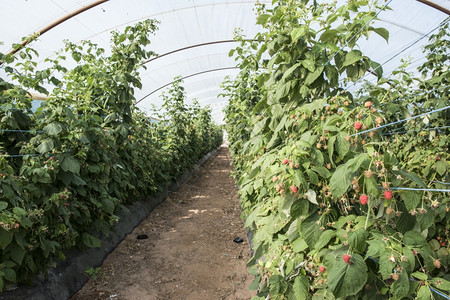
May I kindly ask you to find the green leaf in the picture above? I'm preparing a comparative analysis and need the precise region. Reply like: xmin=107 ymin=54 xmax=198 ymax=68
xmin=101 ymin=198 xmax=115 ymax=214
xmin=320 ymin=29 xmax=339 ymax=42
xmin=257 ymin=14 xmax=270 ymax=25
xmin=431 ymin=277 xmax=450 ymax=291
xmin=330 ymin=165 xmax=351 ymax=197
xmin=300 ymin=213 xmax=321 ymax=249
xmin=44 ymin=122 xmax=63 ymax=136
xmin=379 ymin=249 xmax=394 ymax=279
xmin=411 ymin=272 xmax=428 ymax=281
xmin=305 ymin=66 xmax=324 ymax=86
xmin=37 ymin=139 xmax=54 ymax=154
xmin=269 ymin=274 xmax=287 ymax=296
xmin=0 ymin=202 xmax=8 ymax=210
xmin=401 ymin=191 xmax=421 ymax=212
xmin=328 ymin=253 xmax=368 ymax=298
xmin=315 ymin=230 xmax=336 ymax=250
xmin=10 ymin=244 xmax=26 ymax=265
xmin=348 ymin=228 xmax=369 ymax=253
xmin=416 ymin=285 xmax=432 ymax=300
xmin=291 ymin=27 xmax=307 ymax=42
xmin=61 ymin=156 xmax=80 ymax=175
xmin=336 ymin=132 xmax=349 ymax=159
xmin=364 ymin=176 xmax=380 ymax=198
xmin=435 ymin=160 xmax=447 ymax=176
xmin=13 ymin=207 xmax=26 ymax=217
xmin=392 ymin=271 xmax=410 ymax=299
xmin=0 ymin=228 xmax=13 ymax=249
xmin=292 ymin=275 xmax=309 ymax=299
xmin=82 ymin=233 xmax=101 ymax=248
xmin=342 ymin=50 xmax=362 ymax=67
xmin=3 ymin=268 xmax=16 ymax=283
xmin=365 ymin=239 xmax=385 ymax=258
xmin=372 ymin=27 xmax=389 ymax=43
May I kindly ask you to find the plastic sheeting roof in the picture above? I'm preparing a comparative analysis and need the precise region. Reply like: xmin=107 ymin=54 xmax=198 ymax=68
xmin=1 ymin=0 xmax=449 ymax=123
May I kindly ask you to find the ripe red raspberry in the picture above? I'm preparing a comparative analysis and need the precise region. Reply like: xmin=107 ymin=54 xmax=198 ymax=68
xmin=364 ymin=101 xmax=372 ymax=108
xmin=282 ymin=158 xmax=289 ymax=165
xmin=343 ymin=254 xmax=351 ymax=264
xmin=354 ymin=121 xmax=362 ymax=130
xmin=319 ymin=266 xmax=325 ymax=273
xmin=359 ymin=194 xmax=368 ymax=205
xmin=384 ymin=190 xmax=393 ymax=200
xmin=290 ymin=186 xmax=298 ymax=194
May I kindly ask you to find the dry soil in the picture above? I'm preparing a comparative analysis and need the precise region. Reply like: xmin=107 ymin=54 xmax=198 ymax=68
xmin=71 ymin=145 xmax=255 ymax=300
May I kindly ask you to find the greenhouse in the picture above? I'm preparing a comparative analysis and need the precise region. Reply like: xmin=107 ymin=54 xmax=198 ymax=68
xmin=0 ymin=0 xmax=449 ymax=299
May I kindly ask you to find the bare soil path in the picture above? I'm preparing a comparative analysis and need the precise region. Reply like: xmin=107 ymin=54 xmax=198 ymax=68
xmin=71 ymin=145 xmax=254 ymax=300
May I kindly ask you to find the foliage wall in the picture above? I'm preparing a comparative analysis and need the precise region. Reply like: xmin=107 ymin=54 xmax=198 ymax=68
xmin=223 ymin=1 xmax=449 ymax=299
xmin=0 ymin=20 xmax=222 ymax=290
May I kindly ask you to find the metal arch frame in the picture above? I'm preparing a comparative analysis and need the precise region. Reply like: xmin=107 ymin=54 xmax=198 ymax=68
xmin=136 ymin=67 xmax=239 ymax=104
xmin=4 ymin=0 xmax=448 ymax=60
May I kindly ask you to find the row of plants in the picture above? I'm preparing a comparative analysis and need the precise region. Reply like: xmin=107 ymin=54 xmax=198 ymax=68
xmin=223 ymin=1 xmax=448 ymax=299
xmin=0 ymin=20 xmax=222 ymax=290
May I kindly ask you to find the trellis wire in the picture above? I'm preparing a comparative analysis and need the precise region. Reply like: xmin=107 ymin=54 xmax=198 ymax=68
xmin=378 ymin=187 xmax=449 ymax=192
xmin=378 ymin=86 xmax=449 ymax=107
xmin=433 ymin=180 xmax=450 ymax=185
xmin=382 ymin=126 xmax=450 ymax=136
xmin=350 ymin=105 xmax=450 ymax=137
xmin=0 ymin=129 xmax=45 ymax=133
xmin=351 ymin=18 xmax=449 ymax=88
xmin=323 ymin=0 xmax=394 ymax=66
xmin=0 ymin=154 xmax=40 ymax=158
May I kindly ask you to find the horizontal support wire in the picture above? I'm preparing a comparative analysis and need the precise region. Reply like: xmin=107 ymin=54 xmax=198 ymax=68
xmin=382 ymin=125 xmax=450 ymax=136
xmin=433 ymin=181 xmax=450 ymax=185
xmin=0 ymin=129 xmax=45 ymax=133
xmin=0 ymin=154 xmax=40 ymax=158
xmin=378 ymin=187 xmax=449 ymax=192
xmin=352 ymin=17 xmax=449 ymax=88
xmin=350 ymin=105 xmax=450 ymax=137
xmin=378 ymin=86 xmax=449 ymax=107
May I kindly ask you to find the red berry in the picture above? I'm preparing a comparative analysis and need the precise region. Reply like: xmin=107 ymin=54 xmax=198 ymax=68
xmin=343 ymin=254 xmax=351 ymax=264
xmin=436 ymin=156 xmax=440 ymax=161
xmin=364 ymin=101 xmax=372 ymax=108
xmin=282 ymin=158 xmax=289 ymax=165
xmin=359 ymin=194 xmax=368 ymax=205
xmin=50 ymin=157 xmax=54 ymax=160
xmin=319 ymin=266 xmax=325 ymax=273
xmin=384 ymin=190 xmax=393 ymax=200
xmin=290 ymin=186 xmax=298 ymax=194
xmin=354 ymin=122 xmax=362 ymax=130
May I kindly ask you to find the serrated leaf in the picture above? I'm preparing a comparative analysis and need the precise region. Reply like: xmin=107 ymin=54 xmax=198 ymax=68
xmin=348 ymin=228 xmax=369 ymax=253
xmin=292 ymin=275 xmax=309 ymax=299
xmin=330 ymin=165 xmax=351 ymax=198
xmin=392 ymin=271 xmax=410 ymax=299
xmin=336 ymin=132 xmax=350 ymax=159
xmin=257 ymin=14 xmax=270 ymax=25
xmin=315 ymin=230 xmax=336 ymax=250
xmin=10 ymin=245 xmax=26 ymax=265
xmin=411 ymin=272 xmax=428 ymax=281
xmin=328 ymin=253 xmax=367 ymax=298
xmin=401 ymin=190 xmax=421 ymax=212
xmin=365 ymin=239 xmax=385 ymax=258
xmin=44 ymin=122 xmax=63 ymax=136
xmin=0 ymin=202 xmax=8 ymax=210
xmin=305 ymin=66 xmax=324 ymax=86
xmin=61 ymin=156 xmax=80 ymax=175
xmin=342 ymin=50 xmax=362 ymax=67
xmin=37 ymin=139 xmax=54 ymax=154
xmin=431 ymin=277 xmax=450 ymax=291
xmin=291 ymin=27 xmax=307 ymax=42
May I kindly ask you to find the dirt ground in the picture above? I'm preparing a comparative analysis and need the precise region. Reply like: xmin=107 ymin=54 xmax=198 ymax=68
xmin=71 ymin=145 xmax=255 ymax=300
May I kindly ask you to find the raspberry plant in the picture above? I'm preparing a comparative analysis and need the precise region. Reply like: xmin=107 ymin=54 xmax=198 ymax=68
xmin=0 ymin=20 xmax=222 ymax=290
xmin=224 ymin=1 xmax=449 ymax=299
